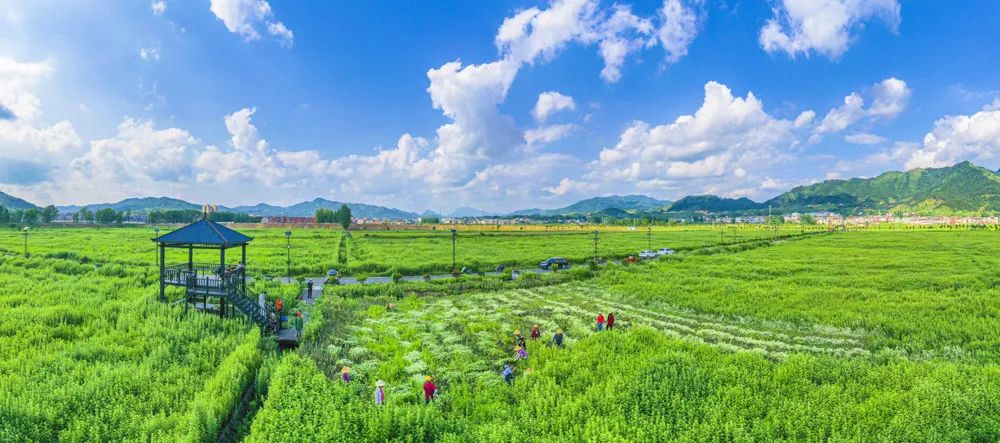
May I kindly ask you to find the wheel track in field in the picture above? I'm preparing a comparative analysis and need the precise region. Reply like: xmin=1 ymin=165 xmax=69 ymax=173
xmin=499 ymin=284 xmax=870 ymax=359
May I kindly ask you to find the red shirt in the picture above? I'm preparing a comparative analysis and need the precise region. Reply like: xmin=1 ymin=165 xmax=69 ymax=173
xmin=597 ymin=314 xmax=605 ymax=323
xmin=607 ymin=314 xmax=615 ymax=326
xmin=423 ymin=382 xmax=437 ymax=399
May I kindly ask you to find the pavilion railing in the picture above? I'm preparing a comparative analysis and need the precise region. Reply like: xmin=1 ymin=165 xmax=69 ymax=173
xmin=166 ymin=263 xmax=279 ymax=334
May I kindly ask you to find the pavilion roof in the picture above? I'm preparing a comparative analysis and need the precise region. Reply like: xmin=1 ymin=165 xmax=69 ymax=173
xmin=152 ymin=219 xmax=253 ymax=247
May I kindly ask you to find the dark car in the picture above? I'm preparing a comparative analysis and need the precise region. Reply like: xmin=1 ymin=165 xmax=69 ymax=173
xmin=540 ymin=257 xmax=569 ymax=269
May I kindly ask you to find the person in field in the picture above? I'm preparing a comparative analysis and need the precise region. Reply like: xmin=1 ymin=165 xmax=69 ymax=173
xmin=607 ymin=312 xmax=615 ymax=331
xmin=596 ymin=313 xmax=605 ymax=331
xmin=423 ymin=376 xmax=437 ymax=404
xmin=276 ymin=297 xmax=283 ymax=312
xmin=515 ymin=345 xmax=528 ymax=360
xmin=294 ymin=310 xmax=304 ymax=336
xmin=513 ymin=330 xmax=526 ymax=348
xmin=502 ymin=364 xmax=514 ymax=385
xmin=530 ymin=324 xmax=540 ymax=340
xmin=341 ymin=366 xmax=351 ymax=383
xmin=374 ymin=380 xmax=386 ymax=406
xmin=551 ymin=328 xmax=564 ymax=347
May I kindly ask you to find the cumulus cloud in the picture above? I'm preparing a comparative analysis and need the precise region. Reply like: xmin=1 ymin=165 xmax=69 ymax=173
xmin=533 ymin=91 xmax=576 ymax=122
xmin=657 ymin=0 xmax=700 ymax=63
xmin=760 ymin=0 xmax=901 ymax=59
xmin=794 ymin=109 xmax=815 ymax=128
xmin=585 ymin=81 xmax=796 ymax=196
xmin=904 ymin=109 xmax=1000 ymax=169
xmin=151 ymin=0 xmax=166 ymax=15
xmin=812 ymin=77 xmax=911 ymax=141
xmin=209 ymin=0 xmax=293 ymax=46
xmin=545 ymin=177 xmax=598 ymax=196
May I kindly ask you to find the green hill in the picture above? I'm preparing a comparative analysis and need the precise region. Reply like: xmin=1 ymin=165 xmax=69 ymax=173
xmin=541 ymin=195 xmax=670 ymax=215
xmin=0 ymin=191 xmax=39 ymax=210
xmin=668 ymin=195 xmax=762 ymax=213
xmin=767 ymin=161 xmax=1000 ymax=215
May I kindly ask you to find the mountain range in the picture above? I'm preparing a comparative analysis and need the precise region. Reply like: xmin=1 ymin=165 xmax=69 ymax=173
xmin=5 ymin=161 xmax=1000 ymax=218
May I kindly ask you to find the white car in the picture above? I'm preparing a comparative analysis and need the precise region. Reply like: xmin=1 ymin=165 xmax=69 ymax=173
xmin=657 ymin=248 xmax=676 ymax=256
xmin=639 ymin=250 xmax=657 ymax=258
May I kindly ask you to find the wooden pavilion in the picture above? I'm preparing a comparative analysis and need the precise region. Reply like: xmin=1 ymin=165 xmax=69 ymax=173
xmin=152 ymin=220 xmax=278 ymax=333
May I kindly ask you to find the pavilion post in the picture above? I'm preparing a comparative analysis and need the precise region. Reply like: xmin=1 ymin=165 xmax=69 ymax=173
xmin=159 ymin=244 xmax=166 ymax=301
xmin=188 ymin=246 xmax=193 ymax=272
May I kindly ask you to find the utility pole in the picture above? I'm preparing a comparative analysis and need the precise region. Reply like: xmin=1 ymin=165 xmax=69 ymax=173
xmin=22 ymin=227 xmax=29 ymax=257
xmin=768 ymin=205 xmax=774 ymax=240
xmin=450 ymin=228 xmax=457 ymax=270
xmin=593 ymin=230 xmax=599 ymax=262
xmin=646 ymin=224 xmax=652 ymax=251
xmin=285 ymin=230 xmax=292 ymax=282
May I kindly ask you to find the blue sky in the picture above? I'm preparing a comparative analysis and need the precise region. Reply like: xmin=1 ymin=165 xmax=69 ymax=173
xmin=1 ymin=0 xmax=1000 ymax=212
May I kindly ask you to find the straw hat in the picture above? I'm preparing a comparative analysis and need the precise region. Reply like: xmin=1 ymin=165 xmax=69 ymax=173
xmin=514 ymin=330 xmax=521 ymax=335
xmin=515 ymin=345 xmax=523 ymax=351
xmin=341 ymin=366 xmax=351 ymax=373
xmin=425 ymin=375 xmax=433 ymax=382
xmin=533 ymin=324 xmax=539 ymax=328
xmin=376 ymin=380 xmax=385 ymax=387
xmin=556 ymin=328 xmax=563 ymax=333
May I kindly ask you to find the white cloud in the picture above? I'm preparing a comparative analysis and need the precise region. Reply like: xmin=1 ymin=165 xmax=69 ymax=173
xmin=759 ymin=0 xmax=901 ymax=59
xmin=533 ymin=91 xmax=576 ymax=122
xmin=904 ymin=109 xmax=1000 ymax=169
xmin=845 ymin=132 xmax=887 ymax=145
xmin=794 ymin=109 xmax=815 ymax=128
xmin=812 ymin=77 xmax=911 ymax=141
xmin=596 ymin=5 xmax=653 ymax=83
xmin=545 ymin=177 xmax=598 ymax=196
xmin=525 ymin=123 xmax=579 ymax=146
xmin=71 ymin=118 xmax=197 ymax=184
xmin=139 ymin=47 xmax=161 ymax=61
xmin=868 ymin=77 xmax=910 ymax=119
xmin=984 ymin=98 xmax=1000 ymax=112
xmin=151 ymin=0 xmax=166 ymax=15
xmin=657 ymin=0 xmax=700 ymax=63
xmin=209 ymin=0 xmax=293 ymax=46
xmin=588 ymin=81 xmax=796 ymax=196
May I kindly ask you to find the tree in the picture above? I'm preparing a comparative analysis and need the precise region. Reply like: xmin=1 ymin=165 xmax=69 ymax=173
xmin=420 ymin=216 xmax=440 ymax=224
xmin=315 ymin=208 xmax=335 ymax=224
xmin=40 ymin=205 xmax=58 ymax=223
xmin=800 ymin=214 xmax=817 ymax=225
xmin=11 ymin=210 xmax=23 ymax=223
xmin=72 ymin=212 xmax=79 ymax=223
xmin=94 ymin=208 xmax=120 ymax=224
xmin=0 ymin=206 xmax=9 ymax=223
xmin=22 ymin=208 xmax=40 ymax=224
xmin=335 ymin=204 xmax=352 ymax=230
xmin=80 ymin=207 xmax=94 ymax=223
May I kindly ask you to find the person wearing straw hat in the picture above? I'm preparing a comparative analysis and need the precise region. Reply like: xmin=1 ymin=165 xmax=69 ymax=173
xmin=513 ymin=330 xmax=526 ymax=348
xmin=530 ymin=324 xmax=540 ymax=341
xmin=374 ymin=380 xmax=386 ymax=406
xmin=515 ymin=345 xmax=528 ymax=360
xmin=423 ymin=375 xmax=437 ymax=404
xmin=551 ymin=328 xmax=564 ymax=348
xmin=341 ymin=366 xmax=351 ymax=383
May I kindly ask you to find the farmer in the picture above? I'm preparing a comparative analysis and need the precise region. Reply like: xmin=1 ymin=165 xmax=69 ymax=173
xmin=236 ymin=262 xmax=245 ymax=275
xmin=551 ymin=328 xmax=564 ymax=347
xmin=276 ymin=297 xmax=283 ymax=312
xmin=341 ymin=366 xmax=351 ymax=383
xmin=515 ymin=345 xmax=528 ymax=360
xmin=596 ymin=313 xmax=605 ymax=332
xmin=294 ymin=310 xmax=304 ymax=336
xmin=530 ymin=324 xmax=541 ymax=340
xmin=502 ymin=364 xmax=514 ymax=385
xmin=513 ymin=330 xmax=526 ymax=348
xmin=423 ymin=376 xmax=437 ymax=404
xmin=607 ymin=312 xmax=616 ymax=331
xmin=374 ymin=380 xmax=386 ymax=406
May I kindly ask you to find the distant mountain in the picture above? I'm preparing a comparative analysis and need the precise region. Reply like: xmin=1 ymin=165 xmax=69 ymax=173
xmin=449 ymin=207 xmax=499 ymax=218
xmin=668 ymin=195 xmax=763 ymax=213
xmin=59 ymin=197 xmax=200 ymax=214
xmin=508 ymin=208 xmax=543 ymax=216
xmin=543 ymin=195 xmax=671 ymax=215
xmin=767 ymin=161 xmax=1000 ymax=214
xmin=0 ymin=191 xmax=38 ymax=210
xmin=232 ymin=198 xmax=419 ymax=220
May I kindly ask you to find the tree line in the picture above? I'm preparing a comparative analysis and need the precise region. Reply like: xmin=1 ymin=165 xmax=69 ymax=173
xmin=315 ymin=204 xmax=352 ymax=229
xmin=147 ymin=209 xmax=261 ymax=224
xmin=0 ymin=205 xmax=59 ymax=224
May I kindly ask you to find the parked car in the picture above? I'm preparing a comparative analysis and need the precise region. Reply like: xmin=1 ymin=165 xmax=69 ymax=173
xmin=540 ymin=257 xmax=569 ymax=269
xmin=657 ymin=248 xmax=676 ymax=256
xmin=639 ymin=250 xmax=657 ymax=258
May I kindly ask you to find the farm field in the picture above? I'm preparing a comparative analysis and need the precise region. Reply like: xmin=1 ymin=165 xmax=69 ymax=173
xmin=249 ymin=231 xmax=1000 ymax=441
xmin=0 ymin=224 xmax=817 ymax=277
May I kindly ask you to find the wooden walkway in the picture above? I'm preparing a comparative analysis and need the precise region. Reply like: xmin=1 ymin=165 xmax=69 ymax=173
xmin=276 ymin=278 xmax=323 ymax=349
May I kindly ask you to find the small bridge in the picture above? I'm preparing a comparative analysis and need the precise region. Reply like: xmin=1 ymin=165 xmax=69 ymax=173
xmin=154 ymin=219 xmax=287 ymax=340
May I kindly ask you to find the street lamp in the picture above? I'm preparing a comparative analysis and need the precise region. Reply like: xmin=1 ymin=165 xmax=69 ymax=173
xmin=22 ymin=227 xmax=30 ymax=257
xmin=285 ymin=230 xmax=292 ymax=282
xmin=646 ymin=224 xmax=652 ymax=251
xmin=450 ymin=228 xmax=457 ymax=270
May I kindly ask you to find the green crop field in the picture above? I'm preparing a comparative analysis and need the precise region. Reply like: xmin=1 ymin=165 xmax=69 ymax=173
xmin=1 ymin=226 xmax=997 ymax=442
